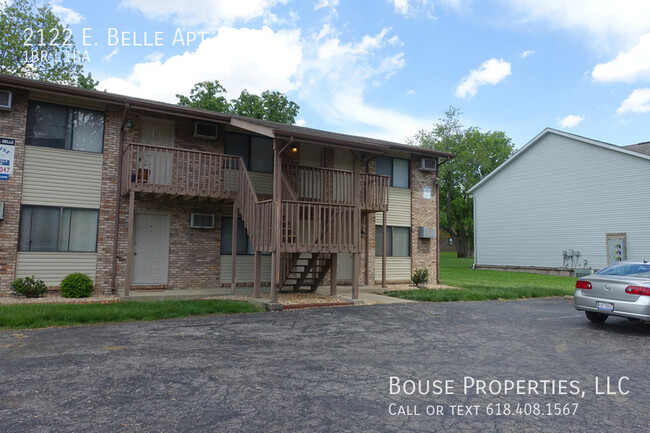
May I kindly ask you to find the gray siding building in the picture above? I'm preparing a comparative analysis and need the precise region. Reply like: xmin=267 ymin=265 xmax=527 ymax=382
xmin=469 ymin=128 xmax=650 ymax=273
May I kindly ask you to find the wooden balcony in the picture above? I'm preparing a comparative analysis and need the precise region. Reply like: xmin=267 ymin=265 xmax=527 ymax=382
xmin=122 ymin=144 xmax=389 ymax=212
xmin=283 ymin=164 xmax=389 ymax=212
xmin=121 ymin=143 xmax=241 ymax=199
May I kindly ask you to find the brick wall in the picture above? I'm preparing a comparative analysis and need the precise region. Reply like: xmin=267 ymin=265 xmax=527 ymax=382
xmin=410 ymin=158 xmax=439 ymax=283
xmin=0 ymin=89 xmax=27 ymax=295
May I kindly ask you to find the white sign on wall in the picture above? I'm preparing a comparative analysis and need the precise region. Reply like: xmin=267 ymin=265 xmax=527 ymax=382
xmin=422 ymin=185 xmax=432 ymax=200
xmin=0 ymin=138 xmax=16 ymax=180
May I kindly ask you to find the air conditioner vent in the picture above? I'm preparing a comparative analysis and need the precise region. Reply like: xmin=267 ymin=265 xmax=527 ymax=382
xmin=190 ymin=213 xmax=215 ymax=229
xmin=193 ymin=121 xmax=218 ymax=139
xmin=0 ymin=90 xmax=12 ymax=110
xmin=419 ymin=158 xmax=437 ymax=171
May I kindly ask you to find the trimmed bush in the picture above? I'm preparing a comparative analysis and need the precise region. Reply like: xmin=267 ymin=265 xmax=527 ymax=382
xmin=11 ymin=276 xmax=47 ymax=298
xmin=60 ymin=273 xmax=94 ymax=298
xmin=411 ymin=268 xmax=429 ymax=287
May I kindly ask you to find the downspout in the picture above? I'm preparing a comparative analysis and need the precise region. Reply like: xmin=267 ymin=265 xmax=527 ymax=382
xmin=111 ymin=101 xmax=130 ymax=292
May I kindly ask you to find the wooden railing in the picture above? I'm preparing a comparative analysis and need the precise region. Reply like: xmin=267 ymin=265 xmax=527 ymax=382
xmin=283 ymin=164 xmax=389 ymax=211
xmin=280 ymin=201 xmax=358 ymax=253
xmin=121 ymin=143 xmax=240 ymax=198
xmin=361 ymin=173 xmax=389 ymax=212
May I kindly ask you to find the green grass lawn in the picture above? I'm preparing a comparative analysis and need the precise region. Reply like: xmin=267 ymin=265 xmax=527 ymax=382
xmin=387 ymin=252 xmax=576 ymax=302
xmin=0 ymin=299 xmax=262 ymax=331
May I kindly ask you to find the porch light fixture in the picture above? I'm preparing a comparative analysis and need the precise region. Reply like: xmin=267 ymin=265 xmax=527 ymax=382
xmin=125 ymin=119 xmax=133 ymax=129
xmin=291 ymin=144 xmax=298 ymax=153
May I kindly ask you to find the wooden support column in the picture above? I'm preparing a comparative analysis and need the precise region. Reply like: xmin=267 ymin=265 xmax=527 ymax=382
xmin=253 ymin=250 xmax=262 ymax=298
xmin=352 ymin=152 xmax=361 ymax=299
xmin=231 ymin=204 xmax=238 ymax=293
xmin=125 ymin=190 xmax=135 ymax=297
xmin=270 ymin=141 xmax=283 ymax=303
xmin=382 ymin=210 xmax=387 ymax=288
xmin=330 ymin=253 xmax=337 ymax=296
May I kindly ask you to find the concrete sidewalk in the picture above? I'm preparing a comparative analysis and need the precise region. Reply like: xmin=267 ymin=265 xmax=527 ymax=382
xmin=117 ymin=284 xmax=415 ymax=305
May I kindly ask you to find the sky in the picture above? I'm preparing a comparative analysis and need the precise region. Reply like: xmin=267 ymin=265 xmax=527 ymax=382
xmin=36 ymin=0 xmax=650 ymax=148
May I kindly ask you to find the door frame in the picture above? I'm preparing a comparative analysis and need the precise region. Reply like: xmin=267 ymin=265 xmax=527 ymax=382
xmin=132 ymin=211 xmax=171 ymax=286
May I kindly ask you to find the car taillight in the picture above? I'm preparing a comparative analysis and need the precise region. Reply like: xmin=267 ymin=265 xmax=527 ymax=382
xmin=625 ymin=286 xmax=650 ymax=296
xmin=576 ymin=281 xmax=592 ymax=290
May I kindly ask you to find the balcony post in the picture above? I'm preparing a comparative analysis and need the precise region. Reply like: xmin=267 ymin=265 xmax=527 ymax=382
xmin=352 ymin=152 xmax=361 ymax=299
xmin=231 ymin=203 xmax=238 ymax=293
xmin=270 ymin=139 xmax=284 ymax=303
xmin=382 ymin=210 xmax=387 ymax=288
xmin=330 ymin=253 xmax=337 ymax=296
xmin=125 ymin=190 xmax=135 ymax=296
xmin=254 ymin=250 xmax=261 ymax=298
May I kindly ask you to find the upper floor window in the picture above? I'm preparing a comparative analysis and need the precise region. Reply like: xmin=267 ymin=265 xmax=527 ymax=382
xmin=26 ymin=101 xmax=104 ymax=153
xmin=19 ymin=205 xmax=99 ymax=252
xmin=224 ymin=132 xmax=273 ymax=173
xmin=376 ymin=156 xmax=409 ymax=188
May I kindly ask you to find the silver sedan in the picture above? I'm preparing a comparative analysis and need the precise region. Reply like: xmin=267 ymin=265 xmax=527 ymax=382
xmin=574 ymin=261 xmax=650 ymax=323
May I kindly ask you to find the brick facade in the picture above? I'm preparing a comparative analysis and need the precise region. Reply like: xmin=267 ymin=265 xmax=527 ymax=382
xmin=0 ymin=89 xmax=27 ymax=295
xmin=0 ymin=79 xmax=444 ymax=295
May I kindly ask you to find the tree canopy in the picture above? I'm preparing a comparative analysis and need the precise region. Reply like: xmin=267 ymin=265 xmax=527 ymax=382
xmin=412 ymin=107 xmax=514 ymax=257
xmin=177 ymin=80 xmax=300 ymax=124
xmin=0 ymin=0 xmax=94 ymax=87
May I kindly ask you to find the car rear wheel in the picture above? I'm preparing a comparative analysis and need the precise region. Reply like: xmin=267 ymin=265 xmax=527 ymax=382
xmin=585 ymin=311 xmax=609 ymax=323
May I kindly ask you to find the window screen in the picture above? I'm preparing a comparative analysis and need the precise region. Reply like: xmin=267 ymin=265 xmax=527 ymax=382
xmin=221 ymin=217 xmax=254 ymax=255
xmin=19 ymin=206 xmax=98 ymax=252
xmin=375 ymin=225 xmax=410 ymax=257
xmin=250 ymin=136 xmax=273 ymax=172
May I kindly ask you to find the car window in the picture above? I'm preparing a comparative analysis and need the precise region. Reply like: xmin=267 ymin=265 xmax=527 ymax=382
xmin=597 ymin=263 xmax=650 ymax=276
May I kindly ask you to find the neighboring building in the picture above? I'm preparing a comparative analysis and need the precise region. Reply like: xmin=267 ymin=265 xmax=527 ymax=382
xmin=0 ymin=75 xmax=452 ymax=300
xmin=469 ymin=128 xmax=650 ymax=274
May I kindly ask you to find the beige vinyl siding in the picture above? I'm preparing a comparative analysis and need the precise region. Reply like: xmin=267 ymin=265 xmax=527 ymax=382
xmin=16 ymin=252 xmax=97 ymax=286
xmin=376 ymin=187 xmax=411 ymax=226
xmin=249 ymin=171 xmax=273 ymax=196
xmin=22 ymin=147 xmax=103 ymax=208
xmin=220 ymin=255 xmax=271 ymax=284
xmin=337 ymin=253 xmax=353 ymax=281
xmin=374 ymin=257 xmax=411 ymax=281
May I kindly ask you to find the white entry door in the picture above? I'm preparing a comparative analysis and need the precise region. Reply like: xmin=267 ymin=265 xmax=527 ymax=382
xmin=133 ymin=213 xmax=170 ymax=285
xmin=140 ymin=118 xmax=175 ymax=185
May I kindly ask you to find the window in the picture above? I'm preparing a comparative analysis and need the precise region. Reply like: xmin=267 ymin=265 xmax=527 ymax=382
xmin=19 ymin=206 xmax=98 ymax=252
xmin=26 ymin=101 xmax=104 ymax=153
xmin=220 ymin=217 xmax=254 ymax=255
xmin=376 ymin=156 xmax=410 ymax=188
xmin=224 ymin=132 xmax=273 ymax=173
xmin=375 ymin=226 xmax=410 ymax=257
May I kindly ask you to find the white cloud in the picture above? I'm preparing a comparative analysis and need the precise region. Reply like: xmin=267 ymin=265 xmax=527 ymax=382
xmin=592 ymin=33 xmax=650 ymax=83
xmin=520 ymin=50 xmax=534 ymax=59
xmin=455 ymin=58 xmax=511 ymax=100
xmin=295 ymin=26 xmax=432 ymax=142
xmin=499 ymin=0 xmax=650 ymax=48
xmin=557 ymin=114 xmax=584 ymax=128
xmin=120 ymin=0 xmax=287 ymax=30
xmin=389 ymin=0 xmax=435 ymax=18
xmin=99 ymin=26 xmax=301 ymax=103
xmin=102 ymin=48 xmax=119 ymax=62
xmin=314 ymin=0 xmax=338 ymax=11
xmin=51 ymin=2 xmax=84 ymax=24
xmin=406 ymin=89 xmax=415 ymax=95
xmin=617 ymin=88 xmax=650 ymax=115
xmin=144 ymin=51 xmax=164 ymax=62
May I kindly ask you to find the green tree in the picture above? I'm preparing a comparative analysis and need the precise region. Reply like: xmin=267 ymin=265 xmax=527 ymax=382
xmin=176 ymin=80 xmax=230 ymax=113
xmin=0 ymin=0 xmax=92 ymax=86
xmin=412 ymin=107 xmax=514 ymax=258
xmin=177 ymin=81 xmax=300 ymax=124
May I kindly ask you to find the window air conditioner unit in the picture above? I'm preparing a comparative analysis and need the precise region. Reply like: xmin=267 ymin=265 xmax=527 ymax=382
xmin=419 ymin=158 xmax=437 ymax=171
xmin=0 ymin=90 xmax=12 ymax=110
xmin=193 ymin=121 xmax=218 ymax=139
xmin=190 ymin=213 xmax=215 ymax=229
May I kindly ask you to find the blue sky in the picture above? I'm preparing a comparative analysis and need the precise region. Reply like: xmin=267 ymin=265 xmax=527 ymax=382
xmin=43 ymin=0 xmax=650 ymax=148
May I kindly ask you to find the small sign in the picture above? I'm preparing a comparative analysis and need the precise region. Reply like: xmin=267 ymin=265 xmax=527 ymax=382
xmin=423 ymin=185 xmax=432 ymax=200
xmin=0 ymin=137 xmax=15 ymax=179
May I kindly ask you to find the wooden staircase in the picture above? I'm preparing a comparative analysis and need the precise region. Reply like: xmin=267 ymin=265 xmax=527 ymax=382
xmin=279 ymin=253 xmax=333 ymax=293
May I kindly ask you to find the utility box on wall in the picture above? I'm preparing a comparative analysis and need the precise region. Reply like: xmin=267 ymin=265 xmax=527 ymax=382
xmin=418 ymin=226 xmax=436 ymax=239
xmin=606 ymin=233 xmax=626 ymax=265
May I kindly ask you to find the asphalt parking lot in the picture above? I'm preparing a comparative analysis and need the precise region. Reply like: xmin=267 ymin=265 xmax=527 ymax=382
xmin=1 ymin=297 xmax=649 ymax=432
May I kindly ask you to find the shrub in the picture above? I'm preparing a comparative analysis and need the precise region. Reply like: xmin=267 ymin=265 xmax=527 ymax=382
xmin=11 ymin=276 xmax=47 ymax=298
xmin=411 ymin=268 xmax=430 ymax=287
xmin=60 ymin=273 xmax=94 ymax=298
